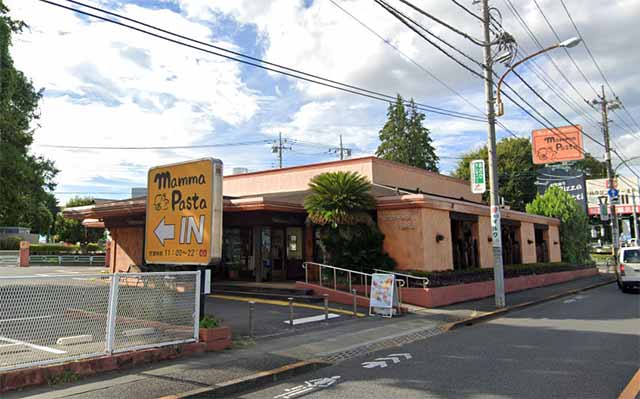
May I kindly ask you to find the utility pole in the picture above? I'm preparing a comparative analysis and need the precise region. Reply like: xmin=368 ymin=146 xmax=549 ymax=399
xmin=330 ymin=134 xmax=352 ymax=160
xmin=272 ymin=132 xmax=291 ymax=168
xmin=591 ymin=85 xmax=622 ymax=262
xmin=481 ymin=0 xmax=505 ymax=308
xmin=632 ymin=188 xmax=638 ymax=242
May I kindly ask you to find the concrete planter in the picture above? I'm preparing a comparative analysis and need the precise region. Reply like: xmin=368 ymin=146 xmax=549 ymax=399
xmin=401 ymin=267 xmax=599 ymax=308
xmin=199 ymin=326 xmax=232 ymax=352
xmin=199 ymin=326 xmax=231 ymax=342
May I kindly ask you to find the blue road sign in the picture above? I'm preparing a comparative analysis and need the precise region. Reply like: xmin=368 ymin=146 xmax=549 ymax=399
xmin=608 ymin=188 xmax=619 ymax=199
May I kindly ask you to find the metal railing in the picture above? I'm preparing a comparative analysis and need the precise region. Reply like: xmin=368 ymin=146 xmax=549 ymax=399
xmin=373 ymin=269 xmax=430 ymax=290
xmin=0 ymin=271 xmax=199 ymax=372
xmin=303 ymin=262 xmax=373 ymax=297
xmin=0 ymin=251 xmax=18 ymax=266
xmin=29 ymin=254 xmax=106 ymax=266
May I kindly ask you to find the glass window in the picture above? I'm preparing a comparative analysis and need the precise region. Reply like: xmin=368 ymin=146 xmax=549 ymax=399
xmin=222 ymin=227 xmax=252 ymax=271
xmin=623 ymin=249 xmax=640 ymax=263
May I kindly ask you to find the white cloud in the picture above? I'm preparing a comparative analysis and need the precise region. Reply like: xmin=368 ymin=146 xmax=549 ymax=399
xmin=7 ymin=0 xmax=266 ymax=202
xmin=6 ymin=0 xmax=640 ymax=202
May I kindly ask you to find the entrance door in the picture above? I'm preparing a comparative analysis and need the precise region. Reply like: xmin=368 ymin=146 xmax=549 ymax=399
xmin=271 ymin=228 xmax=286 ymax=281
xmin=285 ymin=227 xmax=304 ymax=280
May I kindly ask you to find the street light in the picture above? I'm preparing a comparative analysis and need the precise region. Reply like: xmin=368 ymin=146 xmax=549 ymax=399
xmin=495 ymin=37 xmax=581 ymax=116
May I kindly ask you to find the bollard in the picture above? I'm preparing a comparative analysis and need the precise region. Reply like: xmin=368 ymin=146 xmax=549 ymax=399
xmin=248 ymin=301 xmax=255 ymax=338
xmin=288 ymin=297 xmax=294 ymax=329
xmin=352 ymin=289 xmax=358 ymax=317
xmin=323 ymin=294 xmax=329 ymax=323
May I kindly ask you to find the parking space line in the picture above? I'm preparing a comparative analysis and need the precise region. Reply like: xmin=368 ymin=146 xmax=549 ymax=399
xmin=0 ymin=336 xmax=67 ymax=355
xmin=284 ymin=314 xmax=341 ymax=326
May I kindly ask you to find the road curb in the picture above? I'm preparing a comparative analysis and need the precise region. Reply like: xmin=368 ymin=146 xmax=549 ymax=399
xmin=157 ymin=359 xmax=331 ymax=399
xmin=442 ymin=277 xmax=616 ymax=331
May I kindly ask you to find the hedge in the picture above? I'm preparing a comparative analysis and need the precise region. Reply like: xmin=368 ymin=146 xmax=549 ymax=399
xmin=29 ymin=243 xmax=105 ymax=255
xmin=405 ymin=262 xmax=594 ymax=288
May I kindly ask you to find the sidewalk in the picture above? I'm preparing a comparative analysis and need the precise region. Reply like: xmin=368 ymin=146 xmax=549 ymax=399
xmin=6 ymin=273 xmax=614 ymax=399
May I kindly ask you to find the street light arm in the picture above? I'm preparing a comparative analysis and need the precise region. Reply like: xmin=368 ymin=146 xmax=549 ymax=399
xmin=495 ymin=44 xmax=559 ymax=117
xmin=614 ymin=155 xmax=640 ymax=174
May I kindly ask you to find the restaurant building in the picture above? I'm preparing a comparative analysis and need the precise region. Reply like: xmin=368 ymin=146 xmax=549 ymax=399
xmin=64 ymin=157 xmax=561 ymax=281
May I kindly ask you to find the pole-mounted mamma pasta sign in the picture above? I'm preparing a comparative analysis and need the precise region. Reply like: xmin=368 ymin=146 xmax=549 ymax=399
xmin=145 ymin=158 xmax=223 ymax=265
xmin=531 ymin=125 xmax=584 ymax=164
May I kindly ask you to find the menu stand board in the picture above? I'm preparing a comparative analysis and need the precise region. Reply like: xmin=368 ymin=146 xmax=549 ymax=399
xmin=369 ymin=273 xmax=399 ymax=318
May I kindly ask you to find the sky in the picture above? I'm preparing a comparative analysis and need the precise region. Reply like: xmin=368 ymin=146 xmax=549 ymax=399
xmin=6 ymin=0 xmax=640 ymax=205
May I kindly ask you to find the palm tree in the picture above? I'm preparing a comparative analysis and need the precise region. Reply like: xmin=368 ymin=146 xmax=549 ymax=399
xmin=304 ymin=171 xmax=375 ymax=228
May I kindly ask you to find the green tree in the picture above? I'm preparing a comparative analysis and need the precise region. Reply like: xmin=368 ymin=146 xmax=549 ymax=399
xmin=454 ymin=136 xmax=607 ymax=211
xmin=376 ymin=95 xmax=439 ymax=171
xmin=574 ymin=154 xmax=607 ymax=179
xmin=526 ymin=186 xmax=590 ymax=264
xmin=0 ymin=2 xmax=58 ymax=234
xmin=55 ymin=197 xmax=103 ymax=244
xmin=304 ymin=171 xmax=395 ymax=272
xmin=454 ymin=137 xmax=538 ymax=211
xmin=304 ymin=171 xmax=376 ymax=227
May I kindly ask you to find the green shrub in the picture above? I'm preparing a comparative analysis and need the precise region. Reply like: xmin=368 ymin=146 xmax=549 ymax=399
xmin=0 ymin=236 xmax=22 ymax=250
xmin=319 ymin=223 xmax=396 ymax=274
xmin=526 ymin=186 xmax=590 ymax=264
xmin=200 ymin=315 xmax=220 ymax=328
xmin=30 ymin=244 xmax=79 ymax=254
xmin=405 ymin=262 xmax=592 ymax=287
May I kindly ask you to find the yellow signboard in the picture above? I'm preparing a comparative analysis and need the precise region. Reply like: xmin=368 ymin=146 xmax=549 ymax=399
xmin=145 ymin=158 xmax=223 ymax=265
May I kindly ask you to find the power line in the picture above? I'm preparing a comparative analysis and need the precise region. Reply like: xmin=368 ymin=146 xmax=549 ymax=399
xmin=36 ymin=139 xmax=273 ymax=150
xmin=395 ymin=0 xmax=485 ymax=46
xmin=328 ymin=0 xmax=521 ymax=137
xmin=530 ymin=0 xmax=598 ymax=97
xmin=558 ymin=0 xmax=640 ymax=133
xmin=501 ymin=0 xmax=591 ymax=106
xmin=376 ymin=0 xmax=589 ymax=156
xmin=43 ymin=0 xmax=486 ymax=123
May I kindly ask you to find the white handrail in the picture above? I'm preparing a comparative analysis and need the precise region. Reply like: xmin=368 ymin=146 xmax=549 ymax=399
xmin=302 ymin=262 xmax=372 ymax=298
xmin=373 ymin=268 xmax=429 ymax=290
xmin=302 ymin=262 xmax=371 ymax=278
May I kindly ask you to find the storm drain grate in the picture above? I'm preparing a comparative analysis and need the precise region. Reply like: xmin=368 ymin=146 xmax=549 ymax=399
xmin=321 ymin=325 xmax=447 ymax=363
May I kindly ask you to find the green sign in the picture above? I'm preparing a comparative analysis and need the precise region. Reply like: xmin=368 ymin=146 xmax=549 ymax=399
xmin=470 ymin=160 xmax=486 ymax=194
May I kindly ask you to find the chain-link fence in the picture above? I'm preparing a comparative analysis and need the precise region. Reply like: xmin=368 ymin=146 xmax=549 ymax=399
xmin=0 ymin=271 xmax=199 ymax=372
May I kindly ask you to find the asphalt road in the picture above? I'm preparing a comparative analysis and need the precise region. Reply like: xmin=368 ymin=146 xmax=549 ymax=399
xmin=241 ymin=284 xmax=640 ymax=399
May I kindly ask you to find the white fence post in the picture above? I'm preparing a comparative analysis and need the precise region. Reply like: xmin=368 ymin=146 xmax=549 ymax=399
xmin=105 ymin=273 xmax=120 ymax=354
xmin=194 ymin=271 xmax=201 ymax=342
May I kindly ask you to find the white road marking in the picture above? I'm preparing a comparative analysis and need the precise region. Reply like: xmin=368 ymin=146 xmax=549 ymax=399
xmin=0 ymin=337 xmax=66 ymax=355
xmin=362 ymin=353 xmax=412 ymax=368
xmin=283 ymin=313 xmax=340 ymax=326
xmin=274 ymin=376 xmax=341 ymax=399
xmin=56 ymin=270 xmax=81 ymax=274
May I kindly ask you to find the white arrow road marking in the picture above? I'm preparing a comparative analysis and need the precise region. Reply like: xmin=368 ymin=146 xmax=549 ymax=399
xmin=274 ymin=376 xmax=341 ymax=398
xmin=154 ymin=217 xmax=175 ymax=246
xmin=362 ymin=360 xmax=389 ymax=369
xmin=376 ymin=357 xmax=401 ymax=364
xmin=387 ymin=353 xmax=412 ymax=360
